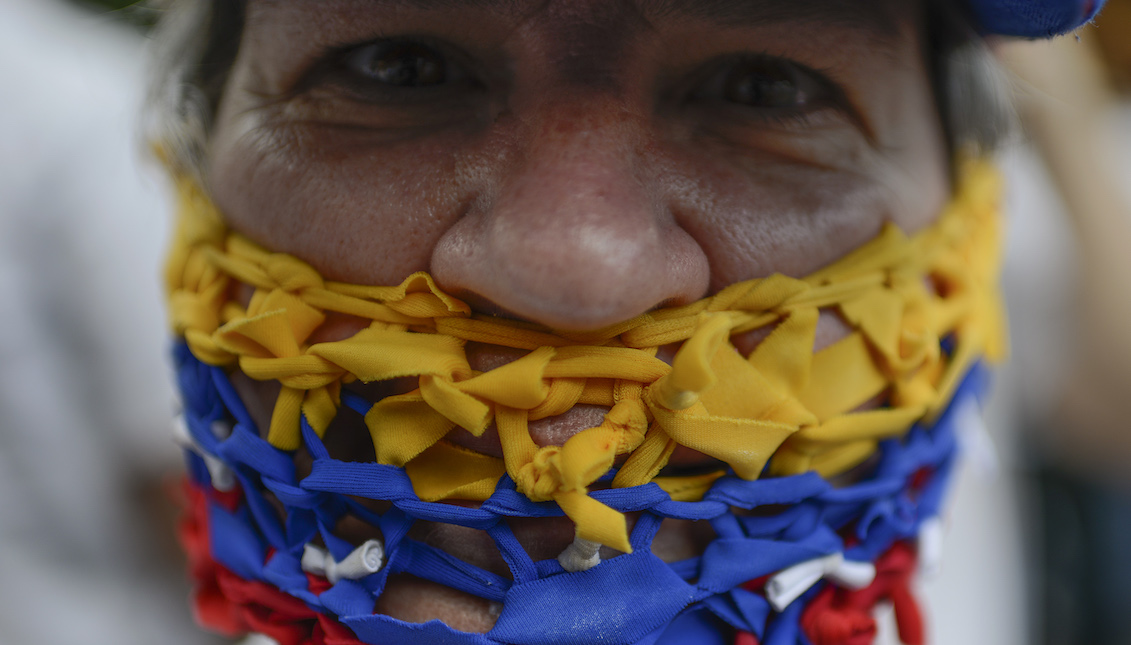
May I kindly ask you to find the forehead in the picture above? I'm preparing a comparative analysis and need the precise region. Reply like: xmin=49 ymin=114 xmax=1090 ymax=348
xmin=248 ymin=0 xmax=909 ymax=37
xmin=636 ymin=0 xmax=902 ymax=31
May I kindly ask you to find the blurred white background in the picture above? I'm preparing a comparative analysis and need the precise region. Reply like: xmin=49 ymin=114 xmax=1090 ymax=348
xmin=0 ymin=0 xmax=217 ymax=643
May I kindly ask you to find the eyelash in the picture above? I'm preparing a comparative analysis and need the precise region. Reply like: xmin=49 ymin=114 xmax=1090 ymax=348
xmin=684 ymin=53 xmax=847 ymax=124
xmin=753 ymin=111 xmax=821 ymax=128
xmin=298 ymin=38 xmax=481 ymax=104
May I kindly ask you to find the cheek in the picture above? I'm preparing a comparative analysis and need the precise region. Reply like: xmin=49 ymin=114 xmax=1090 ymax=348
xmin=664 ymin=155 xmax=932 ymax=290
xmin=210 ymin=122 xmax=946 ymax=296
xmin=208 ymin=116 xmax=480 ymax=285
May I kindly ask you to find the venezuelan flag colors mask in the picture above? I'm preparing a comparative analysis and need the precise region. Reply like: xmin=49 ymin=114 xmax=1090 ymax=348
xmin=166 ymin=155 xmax=1007 ymax=644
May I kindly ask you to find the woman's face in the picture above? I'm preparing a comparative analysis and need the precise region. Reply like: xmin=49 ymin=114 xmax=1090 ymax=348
xmin=205 ymin=0 xmax=950 ymax=631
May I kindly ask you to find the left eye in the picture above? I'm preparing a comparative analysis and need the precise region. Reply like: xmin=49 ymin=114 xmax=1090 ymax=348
xmin=341 ymin=40 xmax=455 ymax=88
xmin=696 ymin=56 xmax=834 ymax=110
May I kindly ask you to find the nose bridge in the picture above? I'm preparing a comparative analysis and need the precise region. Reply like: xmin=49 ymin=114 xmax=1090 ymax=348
xmin=504 ymin=96 xmax=652 ymax=228
xmin=430 ymin=96 xmax=710 ymax=331
xmin=526 ymin=91 xmax=645 ymax=163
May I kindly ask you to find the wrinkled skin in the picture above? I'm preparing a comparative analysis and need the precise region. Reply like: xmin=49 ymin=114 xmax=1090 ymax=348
xmin=207 ymin=0 xmax=949 ymax=632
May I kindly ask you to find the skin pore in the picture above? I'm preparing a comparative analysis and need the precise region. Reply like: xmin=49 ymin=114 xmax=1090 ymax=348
xmin=206 ymin=0 xmax=949 ymax=632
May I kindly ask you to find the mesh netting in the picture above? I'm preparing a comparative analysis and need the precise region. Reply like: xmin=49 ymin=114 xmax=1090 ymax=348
xmin=175 ymin=338 xmax=987 ymax=644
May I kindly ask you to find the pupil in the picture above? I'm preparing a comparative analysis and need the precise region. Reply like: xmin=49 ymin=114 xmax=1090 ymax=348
xmin=724 ymin=62 xmax=804 ymax=108
xmin=366 ymin=43 xmax=445 ymax=86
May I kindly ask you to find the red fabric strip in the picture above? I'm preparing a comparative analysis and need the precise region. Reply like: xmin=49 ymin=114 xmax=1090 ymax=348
xmin=179 ymin=481 xmax=367 ymax=645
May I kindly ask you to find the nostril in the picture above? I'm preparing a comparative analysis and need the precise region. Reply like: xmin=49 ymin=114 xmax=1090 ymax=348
xmin=447 ymin=291 xmax=545 ymax=327
xmin=485 ymin=228 xmax=709 ymax=331
xmin=434 ymin=244 xmax=703 ymax=331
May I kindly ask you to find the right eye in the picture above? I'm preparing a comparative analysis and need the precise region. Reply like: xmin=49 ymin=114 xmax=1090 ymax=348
xmin=716 ymin=57 xmax=826 ymax=109
xmin=341 ymin=40 xmax=455 ymax=88
xmin=689 ymin=54 xmax=840 ymax=119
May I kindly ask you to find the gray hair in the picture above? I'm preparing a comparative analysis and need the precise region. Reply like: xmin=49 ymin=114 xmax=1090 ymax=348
xmin=145 ymin=0 xmax=1014 ymax=181
xmin=145 ymin=0 xmax=244 ymax=182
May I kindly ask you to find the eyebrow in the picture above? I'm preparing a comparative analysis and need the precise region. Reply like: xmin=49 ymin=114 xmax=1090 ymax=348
xmin=643 ymin=0 xmax=902 ymax=34
xmin=271 ymin=0 xmax=903 ymax=35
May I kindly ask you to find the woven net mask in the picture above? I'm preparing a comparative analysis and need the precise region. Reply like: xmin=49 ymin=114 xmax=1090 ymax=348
xmin=167 ymin=159 xmax=1006 ymax=644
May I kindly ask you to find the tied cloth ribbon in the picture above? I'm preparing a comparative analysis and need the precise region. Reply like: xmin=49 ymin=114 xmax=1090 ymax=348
xmin=166 ymin=160 xmax=1006 ymax=553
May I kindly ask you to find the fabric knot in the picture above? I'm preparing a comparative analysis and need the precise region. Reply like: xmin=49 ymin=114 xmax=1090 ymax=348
xmin=803 ymin=597 xmax=877 ymax=645
xmin=515 ymin=447 xmax=566 ymax=502
xmin=266 ymin=254 xmax=325 ymax=292
xmin=509 ymin=426 xmax=630 ymax=552
xmin=602 ymin=399 xmax=650 ymax=454
xmin=800 ymin=543 xmax=924 ymax=645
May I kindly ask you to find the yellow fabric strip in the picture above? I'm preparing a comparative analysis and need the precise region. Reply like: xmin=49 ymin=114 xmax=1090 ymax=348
xmin=407 ymin=441 xmax=507 ymax=502
xmin=796 ymin=333 xmax=889 ymax=421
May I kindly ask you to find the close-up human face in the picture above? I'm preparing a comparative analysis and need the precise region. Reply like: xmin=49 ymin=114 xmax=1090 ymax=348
xmin=6 ymin=0 xmax=1121 ymax=643
xmin=190 ymin=0 xmax=957 ymax=633
xmin=208 ymin=0 xmax=948 ymax=334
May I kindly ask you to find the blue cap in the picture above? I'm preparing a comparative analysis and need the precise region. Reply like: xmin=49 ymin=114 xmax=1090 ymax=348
xmin=970 ymin=0 xmax=1105 ymax=37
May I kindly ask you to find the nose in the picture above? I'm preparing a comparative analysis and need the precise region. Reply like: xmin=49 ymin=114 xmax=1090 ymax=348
xmin=430 ymin=100 xmax=710 ymax=331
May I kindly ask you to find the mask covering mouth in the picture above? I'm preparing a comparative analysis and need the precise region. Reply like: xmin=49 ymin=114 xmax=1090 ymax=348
xmin=166 ymin=159 xmax=1006 ymax=645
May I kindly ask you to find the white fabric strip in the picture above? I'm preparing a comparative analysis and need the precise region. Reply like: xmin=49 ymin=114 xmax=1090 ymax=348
xmin=766 ymin=552 xmax=877 ymax=612
xmin=558 ymin=537 xmax=602 ymax=572
xmin=301 ymin=540 xmax=385 ymax=583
